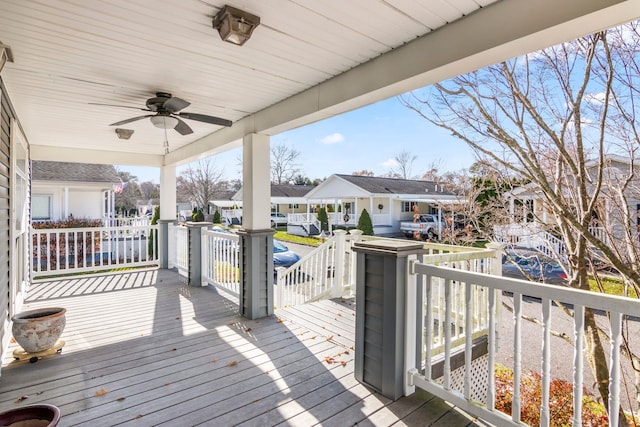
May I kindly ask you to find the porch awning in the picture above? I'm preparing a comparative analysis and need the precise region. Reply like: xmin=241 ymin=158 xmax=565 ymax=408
xmin=398 ymin=197 xmax=467 ymax=205
xmin=210 ymin=201 xmax=243 ymax=208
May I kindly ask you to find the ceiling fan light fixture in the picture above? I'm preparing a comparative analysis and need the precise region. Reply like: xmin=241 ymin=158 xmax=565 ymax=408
xmin=150 ymin=115 xmax=178 ymax=130
xmin=213 ymin=5 xmax=260 ymax=46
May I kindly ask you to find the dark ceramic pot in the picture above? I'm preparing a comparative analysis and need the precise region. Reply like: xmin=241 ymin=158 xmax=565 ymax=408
xmin=0 ymin=403 xmax=61 ymax=426
xmin=11 ymin=308 xmax=66 ymax=353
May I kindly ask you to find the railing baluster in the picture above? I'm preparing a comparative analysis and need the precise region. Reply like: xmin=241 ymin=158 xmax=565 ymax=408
xmin=425 ymin=273 xmax=433 ymax=380
xmin=512 ymin=292 xmax=522 ymax=423
xmin=540 ymin=298 xmax=551 ymax=427
xmin=573 ymin=304 xmax=584 ymax=426
xmin=486 ymin=287 xmax=497 ymax=410
xmin=464 ymin=281 xmax=472 ymax=399
xmin=609 ymin=311 xmax=622 ymax=427
xmin=444 ymin=277 xmax=452 ymax=390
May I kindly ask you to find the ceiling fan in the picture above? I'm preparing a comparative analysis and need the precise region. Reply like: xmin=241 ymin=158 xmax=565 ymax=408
xmin=92 ymin=92 xmax=232 ymax=135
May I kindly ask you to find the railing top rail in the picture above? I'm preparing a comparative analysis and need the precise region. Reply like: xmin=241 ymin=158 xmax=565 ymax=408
xmin=202 ymin=228 xmax=240 ymax=242
xmin=32 ymin=224 xmax=158 ymax=233
xmin=414 ymin=262 xmax=640 ymax=316
xmin=423 ymin=249 xmax=495 ymax=263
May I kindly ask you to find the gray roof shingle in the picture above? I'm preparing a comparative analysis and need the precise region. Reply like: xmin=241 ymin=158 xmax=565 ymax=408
xmin=32 ymin=161 xmax=120 ymax=184
xmin=335 ymin=174 xmax=453 ymax=195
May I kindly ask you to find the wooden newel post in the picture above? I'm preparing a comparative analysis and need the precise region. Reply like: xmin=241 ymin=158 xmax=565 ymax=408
xmin=353 ymin=239 xmax=425 ymax=400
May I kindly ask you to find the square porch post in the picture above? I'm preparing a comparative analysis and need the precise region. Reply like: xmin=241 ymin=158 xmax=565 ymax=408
xmin=239 ymin=133 xmax=274 ymax=320
xmin=158 ymin=164 xmax=177 ymax=269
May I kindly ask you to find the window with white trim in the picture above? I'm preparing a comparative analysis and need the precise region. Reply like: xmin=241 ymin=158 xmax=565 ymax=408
xmin=32 ymin=194 xmax=52 ymax=221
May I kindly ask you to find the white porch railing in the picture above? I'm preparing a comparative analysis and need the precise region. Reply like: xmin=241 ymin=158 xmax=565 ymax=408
xmin=168 ymin=223 xmax=188 ymax=277
xmin=201 ymin=228 xmax=240 ymax=297
xmin=103 ymin=216 xmax=150 ymax=228
xmin=406 ymin=260 xmax=640 ymax=427
xmin=31 ymin=224 xmax=158 ymax=277
xmin=274 ymin=230 xmax=361 ymax=309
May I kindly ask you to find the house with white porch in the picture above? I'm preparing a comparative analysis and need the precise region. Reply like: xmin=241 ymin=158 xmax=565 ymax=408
xmin=1 ymin=1 xmax=639 ymax=425
xmin=294 ymin=174 xmax=463 ymax=236
xmin=31 ymin=161 xmax=119 ymax=221
xmin=495 ymin=155 xmax=638 ymax=257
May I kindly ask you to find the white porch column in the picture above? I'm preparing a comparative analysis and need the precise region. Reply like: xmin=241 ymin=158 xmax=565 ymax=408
xmin=160 ymin=165 xmax=177 ymax=220
xmin=239 ymin=133 xmax=274 ymax=320
xmin=158 ymin=164 xmax=177 ymax=269
xmin=242 ymin=133 xmax=271 ymax=230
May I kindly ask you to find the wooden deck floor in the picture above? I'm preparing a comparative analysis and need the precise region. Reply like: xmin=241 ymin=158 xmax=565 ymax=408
xmin=0 ymin=269 xmax=489 ymax=426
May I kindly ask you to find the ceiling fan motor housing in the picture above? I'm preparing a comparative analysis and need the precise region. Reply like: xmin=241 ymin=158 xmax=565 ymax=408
xmin=146 ymin=92 xmax=172 ymax=112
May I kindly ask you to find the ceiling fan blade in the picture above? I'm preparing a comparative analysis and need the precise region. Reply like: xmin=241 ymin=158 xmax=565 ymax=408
xmin=90 ymin=103 xmax=151 ymax=112
xmin=174 ymin=118 xmax=194 ymax=135
xmin=109 ymin=115 xmax=153 ymax=126
xmin=163 ymin=97 xmax=190 ymax=113
xmin=178 ymin=112 xmax=232 ymax=127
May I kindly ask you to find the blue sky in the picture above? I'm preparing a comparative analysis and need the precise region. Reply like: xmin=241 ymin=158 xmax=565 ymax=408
xmin=118 ymin=96 xmax=477 ymax=184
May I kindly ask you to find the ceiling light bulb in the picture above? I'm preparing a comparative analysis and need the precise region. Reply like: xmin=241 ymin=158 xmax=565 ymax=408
xmin=150 ymin=115 xmax=178 ymax=129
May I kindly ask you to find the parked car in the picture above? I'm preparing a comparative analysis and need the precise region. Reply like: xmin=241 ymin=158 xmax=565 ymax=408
xmin=502 ymin=248 xmax=568 ymax=285
xmin=400 ymin=214 xmax=446 ymax=240
xmin=273 ymin=239 xmax=301 ymax=268
xmin=270 ymin=213 xmax=288 ymax=228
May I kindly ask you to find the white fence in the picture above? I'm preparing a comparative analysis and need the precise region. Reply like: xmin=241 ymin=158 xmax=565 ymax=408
xmin=201 ymin=228 xmax=240 ymax=298
xmin=103 ymin=216 xmax=150 ymax=228
xmin=406 ymin=260 xmax=640 ymax=426
xmin=274 ymin=230 xmax=358 ymax=309
xmin=31 ymin=224 xmax=158 ymax=277
xmin=168 ymin=223 xmax=189 ymax=277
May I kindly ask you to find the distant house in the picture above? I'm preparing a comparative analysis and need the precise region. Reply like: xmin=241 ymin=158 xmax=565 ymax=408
xmin=31 ymin=161 xmax=120 ymax=221
xmin=209 ymin=190 xmax=242 ymax=225
xmin=224 ymin=184 xmax=316 ymax=226
xmin=301 ymin=174 xmax=463 ymax=236
xmin=495 ymin=154 xmax=639 ymax=255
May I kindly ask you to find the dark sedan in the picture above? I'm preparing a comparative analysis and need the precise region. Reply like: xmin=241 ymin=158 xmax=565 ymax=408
xmin=502 ymin=249 xmax=568 ymax=285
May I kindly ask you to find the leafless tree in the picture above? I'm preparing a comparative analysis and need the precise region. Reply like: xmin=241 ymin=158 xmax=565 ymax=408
xmin=401 ymin=23 xmax=640 ymax=420
xmin=352 ymin=170 xmax=375 ymax=176
xmin=392 ymin=149 xmax=418 ymax=179
xmin=139 ymin=181 xmax=159 ymax=200
xmin=177 ymin=158 xmax=225 ymax=210
xmin=271 ymin=142 xmax=300 ymax=184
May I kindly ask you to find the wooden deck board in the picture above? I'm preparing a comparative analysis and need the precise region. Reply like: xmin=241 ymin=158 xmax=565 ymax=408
xmin=0 ymin=269 xmax=488 ymax=426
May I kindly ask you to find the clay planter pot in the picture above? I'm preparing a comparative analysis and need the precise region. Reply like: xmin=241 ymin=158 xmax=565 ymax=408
xmin=11 ymin=308 xmax=66 ymax=353
xmin=0 ymin=403 xmax=61 ymax=426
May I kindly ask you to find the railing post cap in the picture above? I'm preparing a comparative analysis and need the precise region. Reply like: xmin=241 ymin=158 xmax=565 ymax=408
xmin=333 ymin=229 xmax=347 ymax=236
xmin=348 ymin=229 xmax=363 ymax=236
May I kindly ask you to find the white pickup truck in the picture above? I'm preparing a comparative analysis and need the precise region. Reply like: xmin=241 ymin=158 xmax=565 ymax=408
xmin=400 ymin=214 xmax=446 ymax=240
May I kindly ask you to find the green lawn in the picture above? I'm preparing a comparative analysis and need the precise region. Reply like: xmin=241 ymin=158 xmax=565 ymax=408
xmin=589 ymin=275 xmax=637 ymax=298
xmin=273 ymin=231 xmax=323 ymax=246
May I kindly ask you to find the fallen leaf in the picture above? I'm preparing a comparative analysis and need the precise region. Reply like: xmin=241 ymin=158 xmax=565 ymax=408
xmin=15 ymin=396 xmax=28 ymax=403
xmin=227 ymin=360 xmax=238 ymax=367
xmin=341 ymin=361 xmax=347 ymax=366
xmin=244 ymin=327 xmax=252 ymax=332
xmin=343 ymin=350 xmax=350 ymax=355
xmin=324 ymin=357 xmax=335 ymax=364
xmin=326 ymin=335 xmax=334 ymax=341
xmin=212 ymin=358 xmax=217 ymax=363
xmin=116 ymin=397 xmax=126 ymax=402
xmin=310 ymin=336 xmax=317 ymax=340
xmin=175 ymin=317 xmax=180 ymax=320
xmin=265 ymin=370 xmax=270 ymax=375
xmin=164 ymin=383 xmax=171 ymax=386
xmin=276 ymin=318 xmax=284 ymax=323
xmin=10 ymin=337 xmax=16 ymax=343
xmin=135 ymin=415 xmax=144 ymax=419
xmin=95 ymin=388 xmax=108 ymax=396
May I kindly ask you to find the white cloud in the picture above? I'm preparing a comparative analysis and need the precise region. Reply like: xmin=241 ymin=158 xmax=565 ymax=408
xmin=320 ymin=133 xmax=344 ymax=144
xmin=381 ymin=158 xmax=399 ymax=169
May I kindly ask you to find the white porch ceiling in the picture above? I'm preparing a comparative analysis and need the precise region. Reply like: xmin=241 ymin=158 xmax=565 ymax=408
xmin=1 ymin=0 xmax=638 ymax=168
